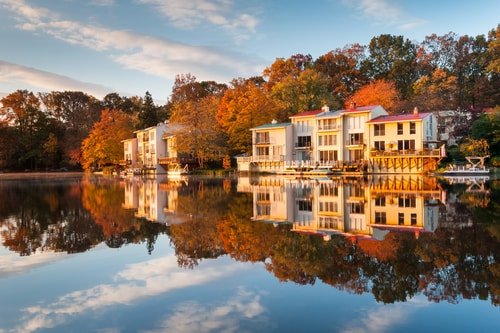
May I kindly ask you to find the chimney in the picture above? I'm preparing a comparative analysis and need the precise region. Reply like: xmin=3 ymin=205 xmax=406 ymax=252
xmin=321 ymin=105 xmax=330 ymax=112
xmin=413 ymin=106 xmax=419 ymax=116
xmin=350 ymin=101 xmax=356 ymax=109
xmin=271 ymin=119 xmax=277 ymax=124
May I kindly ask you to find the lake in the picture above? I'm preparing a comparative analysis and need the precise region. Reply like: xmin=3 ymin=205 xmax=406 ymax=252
xmin=0 ymin=173 xmax=498 ymax=333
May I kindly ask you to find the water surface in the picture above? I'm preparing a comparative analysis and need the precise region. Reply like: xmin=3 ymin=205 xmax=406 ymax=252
xmin=0 ymin=174 xmax=498 ymax=332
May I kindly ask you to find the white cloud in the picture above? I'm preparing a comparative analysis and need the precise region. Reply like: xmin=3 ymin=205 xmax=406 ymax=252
xmin=0 ymin=250 xmax=69 ymax=278
xmin=344 ymin=0 xmax=426 ymax=30
xmin=137 ymin=0 xmax=258 ymax=41
xmin=142 ymin=288 xmax=267 ymax=333
xmin=340 ymin=297 xmax=430 ymax=333
xmin=0 ymin=0 xmax=264 ymax=84
xmin=0 ymin=60 xmax=114 ymax=98
xmin=10 ymin=255 xmax=251 ymax=333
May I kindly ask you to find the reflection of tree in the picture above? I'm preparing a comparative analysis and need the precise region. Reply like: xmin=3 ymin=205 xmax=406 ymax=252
xmin=168 ymin=179 xmax=230 ymax=268
xmin=0 ymin=177 xmax=168 ymax=256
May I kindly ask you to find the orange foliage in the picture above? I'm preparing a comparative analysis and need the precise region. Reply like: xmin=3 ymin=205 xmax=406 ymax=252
xmin=345 ymin=79 xmax=400 ymax=113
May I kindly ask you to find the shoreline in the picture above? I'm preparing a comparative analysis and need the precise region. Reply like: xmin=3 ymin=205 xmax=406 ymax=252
xmin=0 ymin=172 xmax=86 ymax=180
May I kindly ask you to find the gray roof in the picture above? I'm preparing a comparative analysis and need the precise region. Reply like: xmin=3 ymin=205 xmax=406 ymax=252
xmin=251 ymin=122 xmax=291 ymax=130
xmin=315 ymin=110 xmax=342 ymax=119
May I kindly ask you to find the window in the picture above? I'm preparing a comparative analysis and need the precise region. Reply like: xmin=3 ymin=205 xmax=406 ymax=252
xmin=397 ymin=123 xmax=403 ymax=135
xmin=398 ymin=213 xmax=405 ymax=225
xmin=349 ymin=202 xmax=364 ymax=214
xmin=297 ymin=136 xmax=312 ymax=147
xmin=375 ymin=196 xmax=386 ymax=207
xmin=375 ymin=212 xmax=386 ymax=224
xmin=348 ymin=133 xmax=363 ymax=145
xmin=397 ymin=140 xmax=415 ymax=151
xmin=320 ymin=184 xmax=338 ymax=196
xmin=297 ymin=200 xmax=312 ymax=212
xmin=319 ymin=202 xmax=338 ymax=212
xmin=257 ymin=192 xmax=270 ymax=201
xmin=255 ymin=132 xmax=269 ymax=144
xmin=256 ymin=146 xmax=269 ymax=156
xmin=319 ymin=134 xmax=336 ymax=146
xmin=410 ymin=122 xmax=416 ymax=134
xmin=411 ymin=213 xmax=417 ymax=225
xmin=319 ymin=150 xmax=337 ymax=162
xmin=374 ymin=124 xmax=385 ymax=136
xmin=374 ymin=141 xmax=385 ymax=151
xmin=398 ymin=196 xmax=416 ymax=208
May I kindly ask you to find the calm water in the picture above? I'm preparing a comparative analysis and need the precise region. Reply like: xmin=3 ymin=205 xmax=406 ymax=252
xmin=0 ymin=174 xmax=498 ymax=333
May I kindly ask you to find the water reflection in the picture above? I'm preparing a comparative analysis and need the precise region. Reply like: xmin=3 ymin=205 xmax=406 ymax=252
xmin=0 ymin=174 xmax=498 ymax=306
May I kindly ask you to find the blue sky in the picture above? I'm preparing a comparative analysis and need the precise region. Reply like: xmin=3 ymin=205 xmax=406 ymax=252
xmin=0 ymin=0 xmax=498 ymax=103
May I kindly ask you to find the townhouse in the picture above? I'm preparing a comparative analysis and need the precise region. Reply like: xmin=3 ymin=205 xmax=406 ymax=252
xmin=239 ymin=104 xmax=444 ymax=174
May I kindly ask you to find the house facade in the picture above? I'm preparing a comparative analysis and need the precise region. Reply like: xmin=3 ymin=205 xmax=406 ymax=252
xmin=238 ymin=105 xmax=444 ymax=174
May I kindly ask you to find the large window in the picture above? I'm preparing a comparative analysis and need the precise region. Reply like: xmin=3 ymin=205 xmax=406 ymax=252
xmin=348 ymin=133 xmax=363 ymax=145
xmin=375 ymin=196 xmax=386 ymax=207
xmin=398 ymin=140 xmax=415 ymax=151
xmin=297 ymin=136 xmax=312 ymax=147
xmin=319 ymin=202 xmax=338 ymax=213
xmin=398 ymin=196 xmax=416 ymax=208
xmin=319 ymin=150 xmax=337 ymax=162
xmin=297 ymin=199 xmax=312 ymax=212
xmin=397 ymin=123 xmax=403 ymax=135
xmin=374 ymin=124 xmax=385 ymax=136
xmin=410 ymin=122 xmax=416 ymax=134
xmin=411 ymin=213 xmax=417 ymax=225
xmin=256 ymin=146 xmax=269 ymax=157
xmin=398 ymin=213 xmax=405 ymax=225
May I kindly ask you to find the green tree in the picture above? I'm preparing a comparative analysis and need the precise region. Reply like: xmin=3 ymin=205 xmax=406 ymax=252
xmin=412 ymin=68 xmax=458 ymax=111
xmin=137 ymin=91 xmax=159 ymax=129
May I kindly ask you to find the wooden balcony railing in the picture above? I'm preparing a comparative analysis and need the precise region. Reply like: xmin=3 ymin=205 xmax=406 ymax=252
xmin=370 ymin=149 xmax=442 ymax=157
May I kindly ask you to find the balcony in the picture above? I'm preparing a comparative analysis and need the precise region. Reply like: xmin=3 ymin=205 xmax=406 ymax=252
xmin=370 ymin=148 xmax=443 ymax=157
xmin=252 ymin=155 xmax=284 ymax=162
xmin=119 ymin=159 xmax=132 ymax=166
xmin=295 ymin=143 xmax=312 ymax=149
xmin=255 ymin=138 xmax=272 ymax=145
xmin=345 ymin=140 xmax=365 ymax=148
xmin=318 ymin=124 xmax=341 ymax=131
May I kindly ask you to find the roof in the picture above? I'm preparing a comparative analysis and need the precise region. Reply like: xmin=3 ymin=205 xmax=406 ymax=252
xmin=289 ymin=109 xmax=324 ymax=118
xmin=341 ymin=105 xmax=380 ymax=113
xmin=316 ymin=110 xmax=342 ymax=119
xmin=366 ymin=112 xmax=432 ymax=124
xmin=251 ymin=122 xmax=291 ymax=130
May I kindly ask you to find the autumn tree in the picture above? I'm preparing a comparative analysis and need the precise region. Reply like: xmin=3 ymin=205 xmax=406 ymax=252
xmin=81 ymin=109 xmax=134 ymax=170
xmin=217 ymin=78 xmax=279 ymax=154
xmin=170 ymin=95 xmax=227 ymax=168
xmin=345 ymin=79 xmax=400 ymax=113
xmin=459 ymin=138 xmax=490 ymax=157
xmin=412 ymin=68 xmax=458 ymax=111
xmin=314 ymin=44 xmax=368 ymax=105
xmin=263 ymin=55 xmax=311 ymax=91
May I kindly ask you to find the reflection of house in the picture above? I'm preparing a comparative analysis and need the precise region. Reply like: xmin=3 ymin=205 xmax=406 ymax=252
xmin=238 ymin=175 xmax=445 ymax=241
xmin=121 ymin=177 xmax=189 ymax=225
xmin=239 ymin=105 xmax=444 ymax=174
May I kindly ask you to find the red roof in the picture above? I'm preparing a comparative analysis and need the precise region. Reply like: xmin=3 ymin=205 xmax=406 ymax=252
xmin=366 ymin=112 xmax=431 ymax=123
xmin=290 ymin=109 xmax=323 ymax=118
xmin=341 ymin=105 xmax=380 ymax=113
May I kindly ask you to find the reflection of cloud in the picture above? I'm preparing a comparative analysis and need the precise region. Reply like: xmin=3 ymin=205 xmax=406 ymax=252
xmin=142 ymin=288 xmax=266 ymax=333
xmin=0 ymin=250 xmax=69 ymax=278
xmin=12 ymin=255 xmax=250 ymax=333
xmin=1 ymin=0 xmax=264 ymax=82
xmin=0 ymin=60 xmax=113 ymax=99
xmin=341 ymin=297 xmax=429 ymax=333
xmin=343 ymin=0 xmax=426 ymax=30
xmin=138 ymin=0 xmax=258 ymax=36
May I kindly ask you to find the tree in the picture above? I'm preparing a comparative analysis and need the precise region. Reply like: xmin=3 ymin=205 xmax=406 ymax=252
xmin=459 ymin=138 xmax=490 ymax=157
xmin=40 ymin=91 xmax=102 ymax=165
xmin=366 ymin=34 xmax=418 ymax=98
xmin=170 ymin=95 xmax=227 ymax=168
xmin=314 ymin=44 xmax=368 ymax=105
xmin=486 ymin=24 xmax=500 ymax=74
xmin=81 ymin=109 xmax=134 ymax=170
xmin=217 ymin=78 xmax=279 ymax=154
xmin=418 ymin=32 xmax=458 ymax=74
xmin=271 ymin=68 xmax=336 ymax=119
xmin=263 ymin=56 xmax=305 ymax=91
xmin=345 ymin=79 xmax=400 ymax=113
xmin=137 ymin=91 xmax=159 ymax=129
xmin=412 ymin=68 xmax=458 ymax=111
